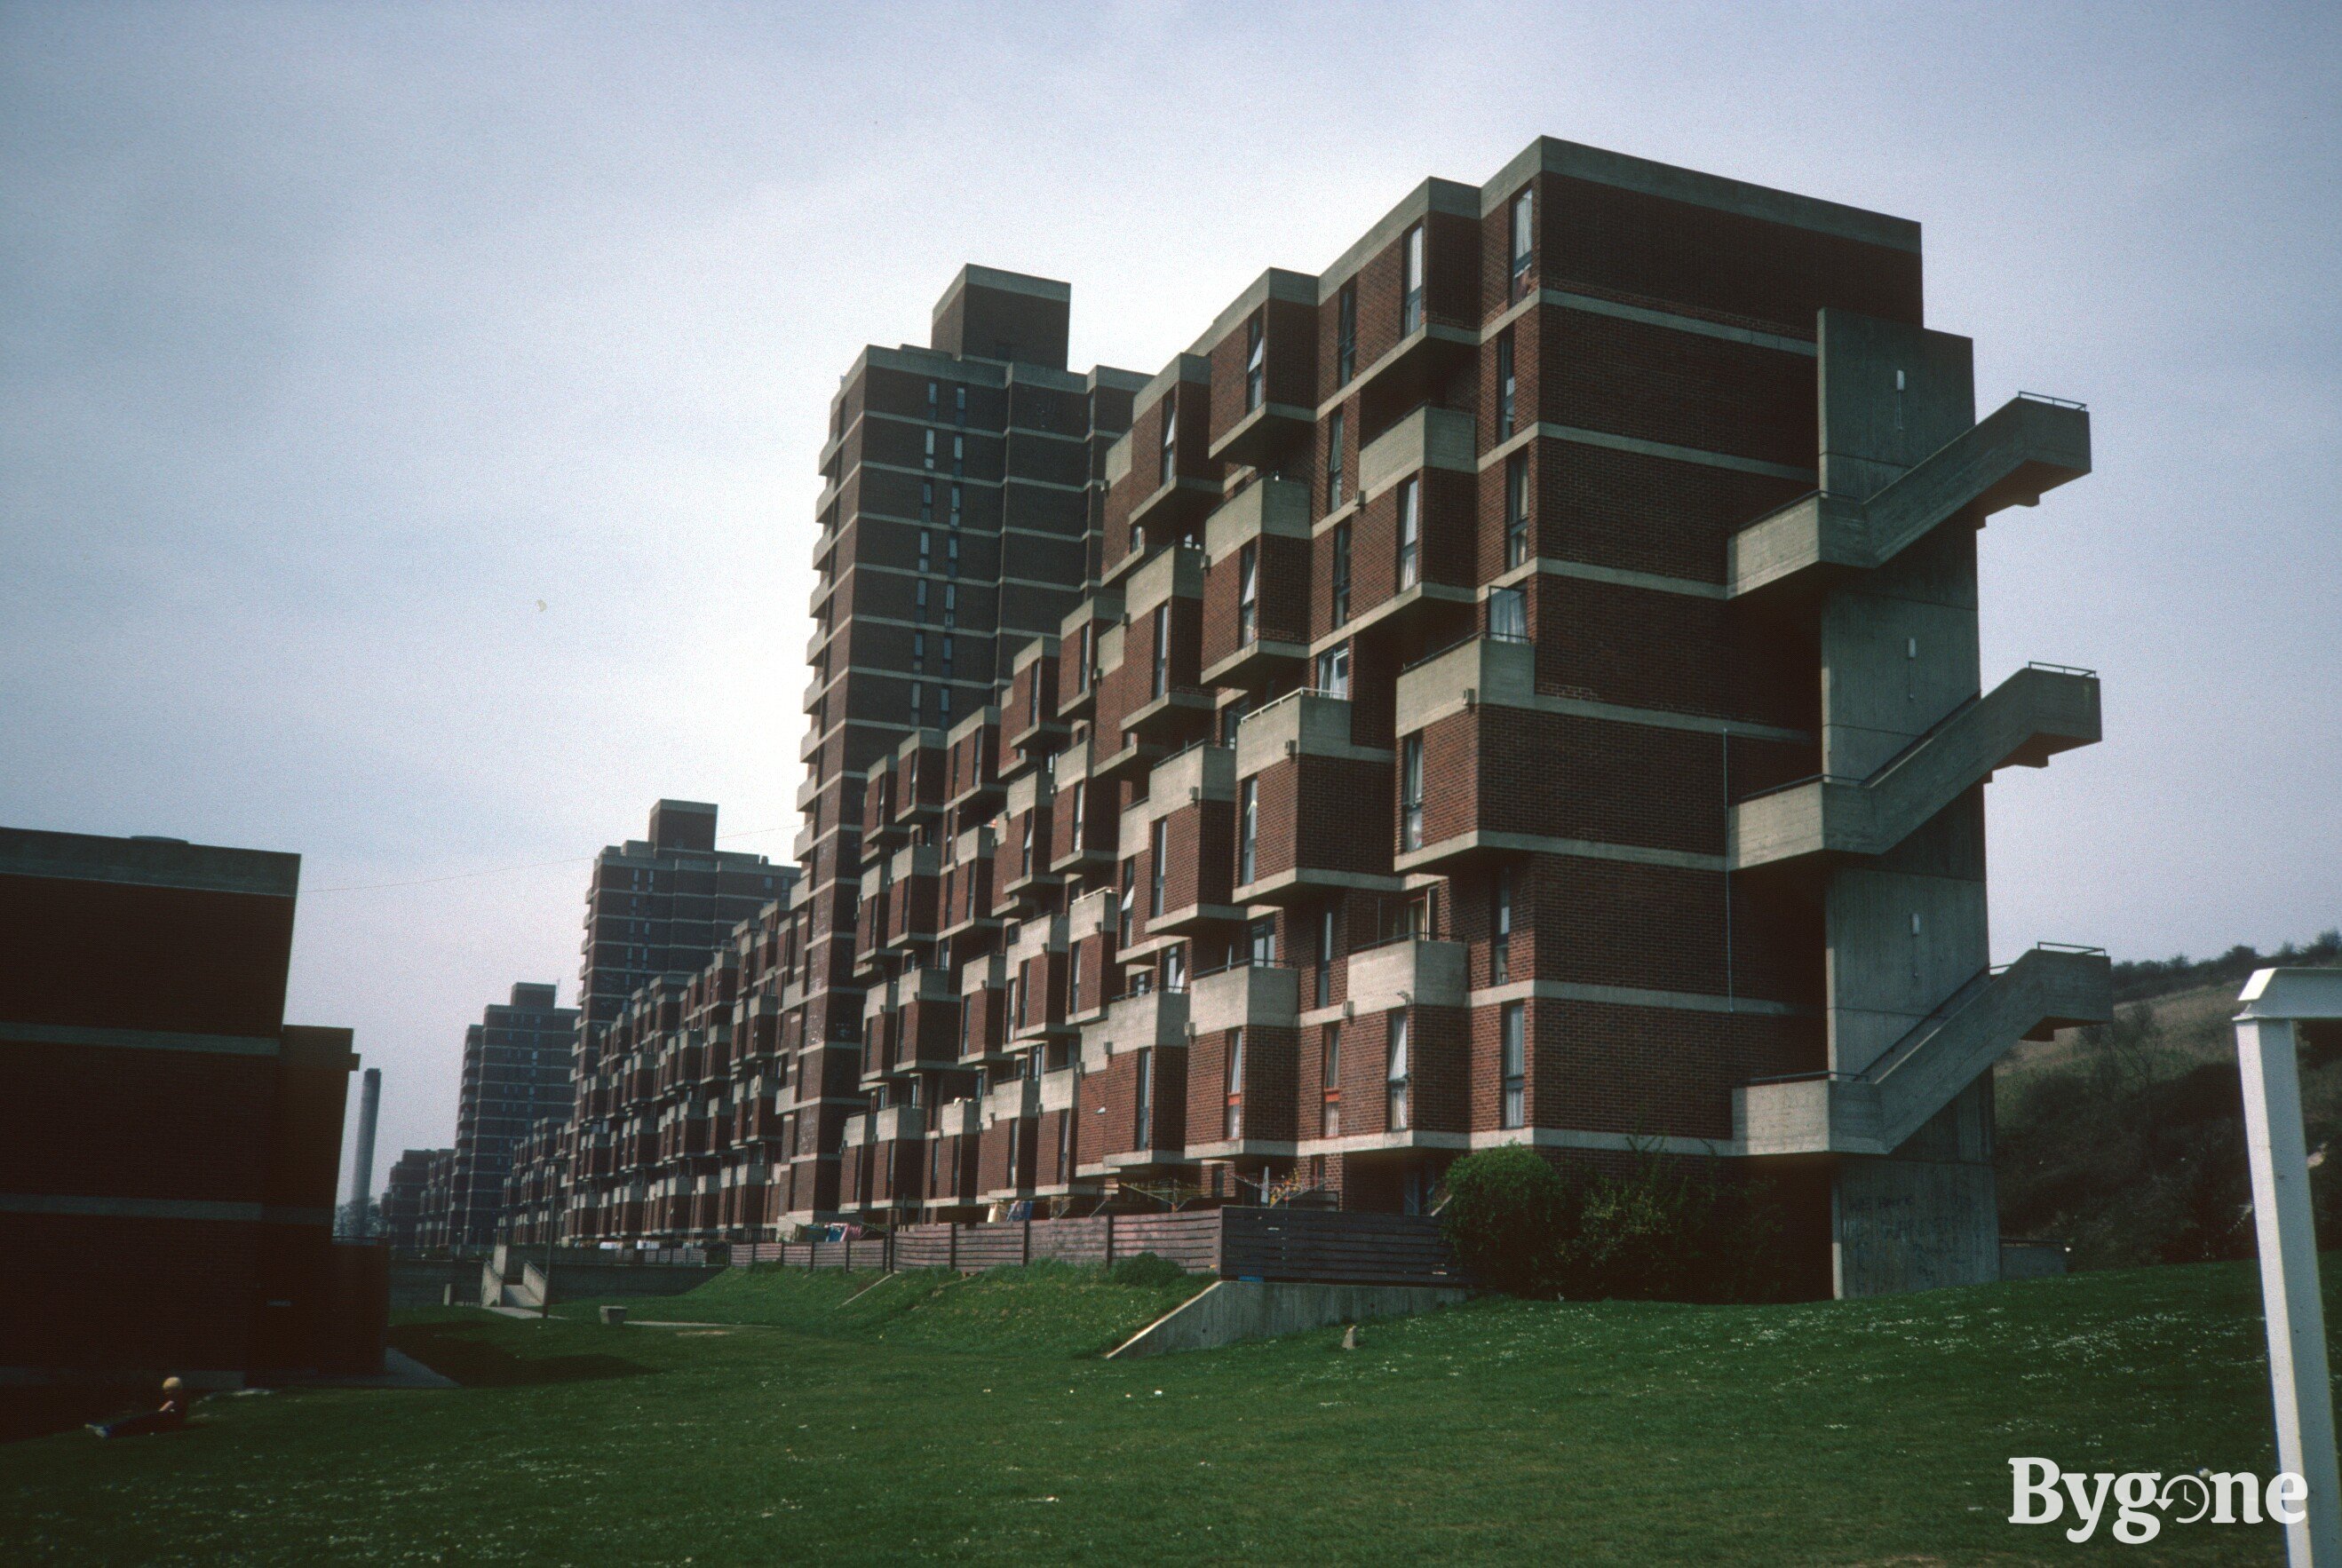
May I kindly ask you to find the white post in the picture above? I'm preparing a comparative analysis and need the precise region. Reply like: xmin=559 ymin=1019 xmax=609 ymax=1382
xmin=2235 ymin=968 xmax=2342 ymax=1567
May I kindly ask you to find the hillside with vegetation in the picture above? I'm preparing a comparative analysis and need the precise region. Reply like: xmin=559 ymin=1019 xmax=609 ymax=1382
xmin=1997 ymin=929 xmax=2342 ymax=1269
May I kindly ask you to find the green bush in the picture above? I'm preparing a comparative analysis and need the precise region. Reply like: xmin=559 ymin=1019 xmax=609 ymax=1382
xmin=1441 ymin=1146 xmax=1573 ymax=1297
xmin=1105 ymin=1252 xmax=1187 ymax=1288
xmin=1443 ymin=1146 xmax=1789 ymax=1303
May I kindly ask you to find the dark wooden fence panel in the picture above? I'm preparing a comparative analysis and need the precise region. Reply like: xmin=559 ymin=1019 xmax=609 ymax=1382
xmin=1028 ymin=1216 xmax=1109 ymax=1265
xmin=810 ymin=1240 xmax=852 ymax=1269
xmin=1109 ymin=1212 xmax=1223 ymax=1273
xmin=893 ymin=1225 xmax=955 ymax=1270
xmin=953 ymin=1225 xmax=1027 ymax=1271
xmin=1218 ymin=1208 xmax=1470 ymax=1287
xmin=847 ymin=1239 xmax=889 ymax=1271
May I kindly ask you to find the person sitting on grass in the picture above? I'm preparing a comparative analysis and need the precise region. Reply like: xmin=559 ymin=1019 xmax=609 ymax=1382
xmin=88 ymin=1376 xmax=190 ymax=1439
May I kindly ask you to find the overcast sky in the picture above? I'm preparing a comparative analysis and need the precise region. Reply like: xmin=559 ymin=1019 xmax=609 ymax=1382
xmin=4 ymin=3 xmax=2336 ymax=1196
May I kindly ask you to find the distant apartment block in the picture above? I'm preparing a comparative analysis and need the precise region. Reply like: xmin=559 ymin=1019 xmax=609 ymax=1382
xmin=443 ymin=983 xmax=576 ymax=1248
xmin=381 ymin=1146 xmax=446 ymax=1254
xmin=549 ymin=139 xmax=2111 ymax=1296
xmin=562 ymin=801 xmax=797 ymax=1239
xmin=0 ymin=826 xmax=384 ymax=1382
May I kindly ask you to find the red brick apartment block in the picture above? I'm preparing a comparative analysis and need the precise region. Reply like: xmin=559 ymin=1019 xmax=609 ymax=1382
xmin=0 ymin=826 xmax=383 ymax=1383
xmin=540 ymin=141 xmax=2110 ymax=1300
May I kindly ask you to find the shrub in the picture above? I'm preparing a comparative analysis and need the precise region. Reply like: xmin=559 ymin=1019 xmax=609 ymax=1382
xmin=1443 ymin=1146 xmax=1790 ymax=1303
xmin=1441 ymin=1146 xmax=1574 ymax=1297
xmin=1105 ymin=1252 xmax=1187 ymax=1288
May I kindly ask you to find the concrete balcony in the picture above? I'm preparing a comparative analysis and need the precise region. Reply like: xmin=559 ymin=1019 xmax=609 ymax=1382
xmin=1352 ymin=329 xmax=1478 ymax=437
xmin=929 ymin=1097 xmax=981 ymax=1140
xmin=1190 ymin=962 xmax=1299 ymax=1036
xmin=1081 ymin=985 xmax=1190 ymax=1071
xmin=1123 ymin=476 xmax=1222 ymax=554
xmin=1357 ymin=403 xmax=1476 ymax=504
xmin=1736 ymin=945 xmax=2110 ymax=1157
xmin=1344 ymin=938 xmax=1468 ymax=1014
xmin=1229 ymin=690 xmax=1401 ymax=907
xmin=1122 ymin=684 xmax=1216 ymax=744
xmin=1209 ymin=390 xmax=1315 ymax=468
xmin=1731 ymin=664 xmax=2101 ymax=872
xmin=1728 ymin=394 xmax=2092 ymax=598
xmin=873 ymin=1103 xmax=925 ymax=1145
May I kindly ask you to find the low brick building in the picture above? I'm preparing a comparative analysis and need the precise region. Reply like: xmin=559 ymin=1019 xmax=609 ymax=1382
xmin=0 ymin=826 xmax=384 ymax=1382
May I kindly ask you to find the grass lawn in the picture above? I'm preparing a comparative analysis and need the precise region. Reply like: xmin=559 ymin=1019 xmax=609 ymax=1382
xmin=2 ymin=1256 xmax=2327 ymax=1564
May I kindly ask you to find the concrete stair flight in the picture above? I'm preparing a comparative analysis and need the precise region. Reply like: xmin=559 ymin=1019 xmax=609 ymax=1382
xmin=1728 ymin=393 xmax=2092 ymax=598
xmin=1735 ymin=945 xmax=2112 ymax=1157
xmin=1729 ymin=663 xmax=2101 ymax=871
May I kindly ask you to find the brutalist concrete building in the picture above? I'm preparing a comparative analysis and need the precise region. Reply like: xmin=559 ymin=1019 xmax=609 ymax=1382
xmin=568 ymin=139 xmax=2110 ymax=1296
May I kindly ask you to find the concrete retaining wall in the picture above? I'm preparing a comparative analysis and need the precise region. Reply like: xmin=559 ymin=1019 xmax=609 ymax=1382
xmin=1107 ymin=1279 xmax=1470 ymax=1358
xmin=387 ymin=1259 xmax=476 ymax=1310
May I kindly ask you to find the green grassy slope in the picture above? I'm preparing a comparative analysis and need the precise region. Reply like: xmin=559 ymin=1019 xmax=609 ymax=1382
xmin=4 ymin=1258 xmax=2326 ymax=1564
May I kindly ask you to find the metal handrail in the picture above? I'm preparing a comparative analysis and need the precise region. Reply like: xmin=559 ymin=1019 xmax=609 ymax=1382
xmin=2016 ymin=391 xmax=2087 ymax=410
xmin=2026 ymin=660 xmax=2099 ymax=679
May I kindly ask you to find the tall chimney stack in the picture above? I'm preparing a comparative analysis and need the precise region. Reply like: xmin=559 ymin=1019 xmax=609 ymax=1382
xmin=345 ymin=1066 xmax=381 ymax=1239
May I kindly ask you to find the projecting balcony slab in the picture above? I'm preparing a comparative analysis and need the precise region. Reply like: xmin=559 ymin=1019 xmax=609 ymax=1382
xmin=1209 ymin=400 xmax=1316 ymax=469
xmin=1728 ymin=394 xmax=2091 ymax=598
xmin=1357 ymin=403 xmax=1477 ymax=503
xmin=1190 ymin=962 xmax=1300 ymax=1035
xmin=1729 ymin=665 xmax=2100 ymax=872
xmin=1350 ymin=328 xmax=1478 ymax=434
xmin=1079 ymin=986 xmax=1190 ymax=1071
xmin=1344 ymin=938 xmax=1469 ymax=1013
xmin=1393 ymin=633 xmax=1536 ymax=736
xmin=1122 ymin=685 xmax=1216 ymax=743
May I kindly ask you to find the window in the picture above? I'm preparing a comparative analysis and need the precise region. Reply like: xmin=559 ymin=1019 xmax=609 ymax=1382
xmin=1501 ymin=1002 xmax=1526 ymax=1128
xmin=915 ymin=578 xmax=929 ymax=622
xmin=954 ymin=384 xmax=967 ymax=426
xmin=926 ymin=380 xmax=938 ymax=420
xmin=1059 ymin=1098 xmax=1073 ymax=1180
xmin=1249 ymin=916 xmax=1275 ymax=967
xmin=1336 ymin=282 xmax=1357 ymax=384
xmin=1492 ymin=865 xmax=1515 ymax=985
xmin=1504 ymin=454 xmax=1530 ymax=568
xmin=1226 ymin=1028 xmax=1245 ymax=1139
xmin=1118 ymin=859 xmax=1135 ymax=943
xmin=1386 ymin=1011 xmax=1410 ymax=1131
xmin=1068 ymin=779 xmax=1086 ymax=853
xmin=921 ymin=479 xmax=934 ymax=523
xmin=1316 ymin=906 xmax=1337 ymax=1008
xmin=1489 ymin=584 xmax=1527 ymax=643
xmin=1150 ymin=605 xmax=1170 ymax=699
xmin=1330 ymin=522 xmax=1352 ymax=625
xmin=1325 ymin=409 xmax=1346 ymax=509
xmin=946 ymin=533 xmax=960 ymax=576
xmin=1244 ymin=313 xmax=1266 ymax=412
xmin=1322 ymin=1023 xmax=1342 ymax=1136
xmin=1239 ymin=779 xmax=1258 ymax=885
xmin=1068 ymin=941 xmax=1083 ymax=1015
xmin=918 ymin=530 xmax=933 ymax=570
xmin=1401 ymin=223 xmax=1425 ymax=335
xmin=950 ymin=434 xmax=964 ymax=475
xmin=1314 ymin=640 xmax=1350 ymax=701
xmin=1510 ymin=186 xmax=1534 ymax=300
xmin=943 ymin=583 xmax=957 ymax=627
xmin=1020 ymin=815 xmax=1034 ymax=876
xmin=1149 ymin=820 xmax=1168 ymax=916
xmin=937 ymin=685 xmax=951 ymax=720
xmin=1401 ymin=736 xmax=1425 ymax=851
xmin=1395 ymin=477 xmax=1421 ymax=590
xmin=1236 ymin=542 xmax=1258 ymax=645
xmin=1496 ymin=329 xmax=1517 ymax=439
xmin=1163 ymin=943 xmax=1187 ymax=992
xmin=912 ymin=630 xmax=927 ymax=668
xmin=949 ymin=482 xmax=962 ymax=520
xmin=1158 ymin=392 xmax=1178 ymax=489
xmin=1133 ymin=1047 xmax=1153 ymax=1144
xmin=909 ymin=682 xmax=923 ymax=721
xmin=1076 ymin=622 xmax=1094 ymax=692
xmin=923 ymin=429 xmax=936 ymax=471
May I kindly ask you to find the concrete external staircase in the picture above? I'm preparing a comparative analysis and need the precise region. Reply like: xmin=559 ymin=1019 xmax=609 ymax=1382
xmin=1735 ymin=945 xmax=2112 ymax=1157
xmin=1727 ymin=393 xmax=2092 ymax=598
xmin=1729 ymin=664 xmax=2101 ymax=871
